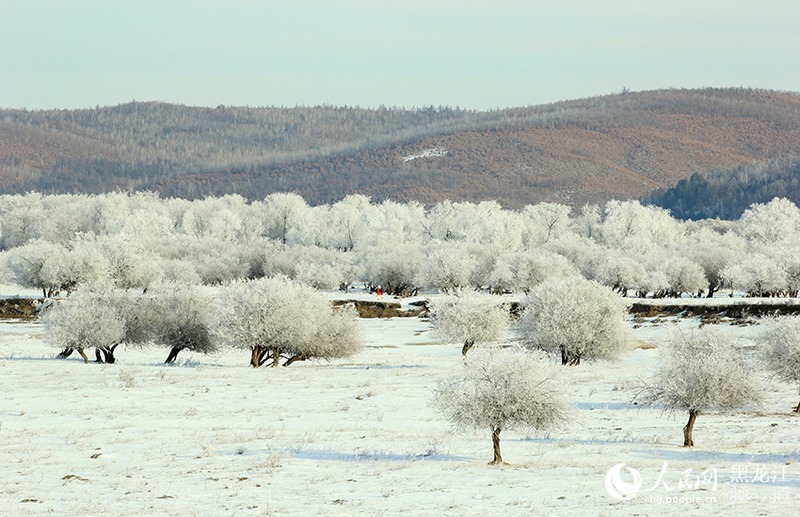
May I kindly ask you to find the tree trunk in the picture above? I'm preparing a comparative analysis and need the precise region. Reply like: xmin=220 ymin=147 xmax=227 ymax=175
xmin=683 ymin=409 xmax=698 ymax=447
xmin=105 ymin=344 xmax=118 ymax=364
xmin=98 ymin=347 xmax=115 ymax=364
xmin=283 ymin=354 xmax=305 ymax=367
xmin=270 ymin=347 xmax=281 ymax=367
xmin=59 ymin=347 xmax=89 ymax=363
xmin=561 ymin=348 xmax=581 ymax=366
xmin=165 ymin=346 xmax=183 ymax=364
xmin=95 ymin=346 xmax=119 ymax=363
xmin=489 ymin=426 xmax=505 ymax=465
xmin=794 ymin=400 xmax=800 ymax=413
xmin=250 ymin=346 xmax=263 ymax=368
xmin=461 ymin=339 xmax=474 ymax=357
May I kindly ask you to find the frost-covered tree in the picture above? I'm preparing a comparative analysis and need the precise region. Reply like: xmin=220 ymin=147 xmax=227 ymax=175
xmin=53 ymin=283 xmax=162 ymax=363
xmin=468 ymin=201 xmax=525 ymax=251
xmin=488 ymin=250 xmax=578 ymax=294
xmin=721 ymin=253 xmax=786 ymax=296
xmin=575 ymin=203 xmax=602 ymax=240
xmin=358 ymin=241 xmax=423 ymax=296
xmin=106 ymin=192 xmax=175 ymax=238
xmin=681 ymin=227 xmax=746 ymax=297
xmin=287 ymin=301 xmax=362 ymax=366
xmin=366 ymin=199 xmax=427 ymax=248
xmin=433 ymin=350 xmax=570 ymax=464
xmin=4 ymin=235 xmax=136 ymax=297
xmin=423 ymin=200 xmax=462 ymax=241
xmin=638 ymin=268 xmax=670 ymax=300
xmin=737 ymin=197 xmax=800 ymax=245
xmin=89 ymin=286 xmax=160 ymax=363
xmin=114 ymin=289 xmax=160 ymax=352
xmin=521 ymin=202 xmax=573 ymax=247
xmin=157 ymin=235 xmax=252 ymax=284
xmin=180 ymin=195 xmax=246 ymax=242
xmin=292 ymin=203 xmax=330 ymax=247
xmin=262 ymin=244 xmax=354 ymax=289
xmin=262 ymin=192 xmax=310 ymax=246
xmin=326 ymin=194 xmax=372 ymax=251
xmin=3 ymin=239 xmax=75 ymax=297
xmin=542 ymin=233 xmax=604 ymax=278
xmin=429 ymin=291 xmax=510 ymax=356
xmin=518 ymin=276 xmax=634 ymax=365
xmin=34 ymin=194 xmax=95 ymax=245
xmin=640 ymin=328 xmax=762 ymax=446
xmin=45 ymin=284 xmax=126 ymax=363
xmin=772 ymin=241 xmax=800 ymax=297
xmin=212 ymin=276 xmax=363 ymax=367
xmin=0 ymin=191 xmax=172 ymax=245
xmin=758 ymin=317 xmax=800 ymax=412
xmin=156 ymin=258 xmax=202 ymax=286
xmin=295 ymin=253 xmax=355 ymax=291
xmin=663 ymin=256 xmax=707 ymax=298
xmin=93 ymin=235 xmax=164 ymax=289
xmin=454 ymin=201 xmax=525 ymax=250
xmin=148 ymin=282 xmax=217 ymax=363
xmin=601 ymin=200 xmax=683 ymax=253
xmin=588 ymin=249 xmax=647 ymax=296
xmin=418 ymin=241 xmax=484 ymax=292
xmin=640 ymin=252 xmax=707 ymax=298
xmin=0 ymin=193 xmax=48 ymax=249
xmin=67 ymin=237 xmax=113 ymax=286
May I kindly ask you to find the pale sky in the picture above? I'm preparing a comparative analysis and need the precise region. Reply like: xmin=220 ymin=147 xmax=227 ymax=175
xmin=2 ymin=0 xmax=798 ymax=110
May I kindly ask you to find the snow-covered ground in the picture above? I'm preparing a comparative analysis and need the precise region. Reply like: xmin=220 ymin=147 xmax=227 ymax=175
xmin=400 ymin=147 xmax=448 ymax=162
xmin=1 ymin=290 xmax=798 ymax=516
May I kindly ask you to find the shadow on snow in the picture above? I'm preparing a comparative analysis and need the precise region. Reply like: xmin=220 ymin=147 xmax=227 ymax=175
xmin=222 ymin=447 xmax=469 ymax=462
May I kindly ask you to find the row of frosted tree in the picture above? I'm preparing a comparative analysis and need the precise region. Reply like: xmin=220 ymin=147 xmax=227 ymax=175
xmin=2 ymin=191 xmax=800 ymax=298
xmin=47 ymin=276 xmax=362 ymax=367
xmin=431 ymin=279 xmax=800 ymax=463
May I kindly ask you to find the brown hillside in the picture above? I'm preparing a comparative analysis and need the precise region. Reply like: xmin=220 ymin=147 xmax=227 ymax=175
xmin=2 ymin=88 xmax=800 ymax=208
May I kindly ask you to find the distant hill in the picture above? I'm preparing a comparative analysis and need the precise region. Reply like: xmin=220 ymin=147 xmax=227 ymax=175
xmin=643 ymin=156 xmax=800 ymax=220
xmin=2 ymin=88 xmax=800 ymax=209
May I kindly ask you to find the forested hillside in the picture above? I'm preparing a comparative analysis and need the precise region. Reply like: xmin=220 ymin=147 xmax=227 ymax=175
xmin=2 ymin=88 xmax=799 ymax=209
xmin=644 ymin=156 xmax=800 ymax=220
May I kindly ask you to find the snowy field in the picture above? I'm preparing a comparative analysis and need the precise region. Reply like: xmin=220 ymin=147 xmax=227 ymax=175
xmin=1 ymin=289 xmax=799 ymax=516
